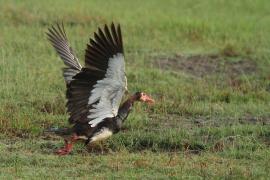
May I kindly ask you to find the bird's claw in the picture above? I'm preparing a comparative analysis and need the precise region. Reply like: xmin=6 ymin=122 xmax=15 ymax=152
xmin=55 ymin=148 xmax=71 ymax=155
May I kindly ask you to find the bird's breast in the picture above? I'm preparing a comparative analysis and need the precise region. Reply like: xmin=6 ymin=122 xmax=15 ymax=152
xmin=90 ymin=128 xmax=113 ymax=143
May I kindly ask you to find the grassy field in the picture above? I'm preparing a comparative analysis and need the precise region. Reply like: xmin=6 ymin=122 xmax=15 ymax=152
xmin=0 ymin=0 xmax=270 ymax=179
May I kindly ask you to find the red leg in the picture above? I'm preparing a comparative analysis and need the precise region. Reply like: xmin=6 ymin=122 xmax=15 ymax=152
xmin=56 ymin=134 xmax=78 ymax=155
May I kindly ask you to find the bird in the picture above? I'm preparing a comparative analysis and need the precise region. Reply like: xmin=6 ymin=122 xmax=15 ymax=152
xmin=46 ymin=22 xmax=155 ymax=155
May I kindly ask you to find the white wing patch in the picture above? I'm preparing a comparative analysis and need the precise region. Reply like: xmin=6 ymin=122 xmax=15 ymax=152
xmin=88 ymin=53 xmax=127 ymax=127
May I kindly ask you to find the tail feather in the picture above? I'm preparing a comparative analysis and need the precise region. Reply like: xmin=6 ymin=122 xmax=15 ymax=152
xmin=44 ymin=127 xmax=73 ymax=136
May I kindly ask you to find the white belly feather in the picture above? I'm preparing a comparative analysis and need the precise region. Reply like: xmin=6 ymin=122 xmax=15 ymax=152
xmin=90 ymin=128 xmax=113 ymax=143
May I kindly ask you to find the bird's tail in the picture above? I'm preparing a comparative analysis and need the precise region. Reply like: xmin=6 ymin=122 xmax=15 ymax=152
xmin=44 ymin=127 xmax=73 ymax=136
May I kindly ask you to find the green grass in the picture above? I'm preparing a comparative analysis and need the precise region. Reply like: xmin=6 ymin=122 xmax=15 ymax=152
xmin=0 ymin=0 xmax=270 ymax=178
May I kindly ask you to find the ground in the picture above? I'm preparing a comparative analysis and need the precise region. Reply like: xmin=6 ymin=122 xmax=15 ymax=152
xmin=0 ymin=0 xmax=270 ymax=179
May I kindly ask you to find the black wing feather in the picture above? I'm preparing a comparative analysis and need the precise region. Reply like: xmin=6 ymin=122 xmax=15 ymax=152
xmin=47 ymin=23 xmax=82 ymax=84
xmin=66 ymin=23 xmax=123 ymax=124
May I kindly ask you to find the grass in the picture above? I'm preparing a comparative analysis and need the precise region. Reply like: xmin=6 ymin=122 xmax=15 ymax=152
xmin=0 ymin=0 xmax=270 ymax=178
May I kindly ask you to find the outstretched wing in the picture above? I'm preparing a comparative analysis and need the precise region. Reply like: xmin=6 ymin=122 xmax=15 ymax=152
xmin=67 ymin=23 xmax=127 ymax=127
xmin=87 ymin=53 xmax=127 ymax=127
xmin=47 ymin=23 xmax=82 ymax=84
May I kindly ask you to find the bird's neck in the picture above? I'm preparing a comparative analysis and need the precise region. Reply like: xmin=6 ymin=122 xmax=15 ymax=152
xmin=115 ymin=95 xmax=137 ymax=129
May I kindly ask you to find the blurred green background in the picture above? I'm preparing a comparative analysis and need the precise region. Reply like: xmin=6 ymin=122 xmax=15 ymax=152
xmin=0 ymin=0 xmax=269 ymax=179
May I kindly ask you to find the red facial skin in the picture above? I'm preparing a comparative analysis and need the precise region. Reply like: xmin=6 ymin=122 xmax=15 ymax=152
xmin=139 ymin=93 xmax=155 ymax=104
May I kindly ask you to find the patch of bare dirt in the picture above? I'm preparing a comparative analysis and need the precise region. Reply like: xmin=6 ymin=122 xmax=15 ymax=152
xmin=238 ymin=116 xmax=270 ymax=125
xmin=148 ymin=114 xmax=270 ymax=131
xmin=154 ymin=54 xmax=257 ymax=78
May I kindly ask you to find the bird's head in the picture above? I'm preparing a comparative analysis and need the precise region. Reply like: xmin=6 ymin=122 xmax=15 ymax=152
xmin=133 ymin=92 xmax=155 ymax=105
